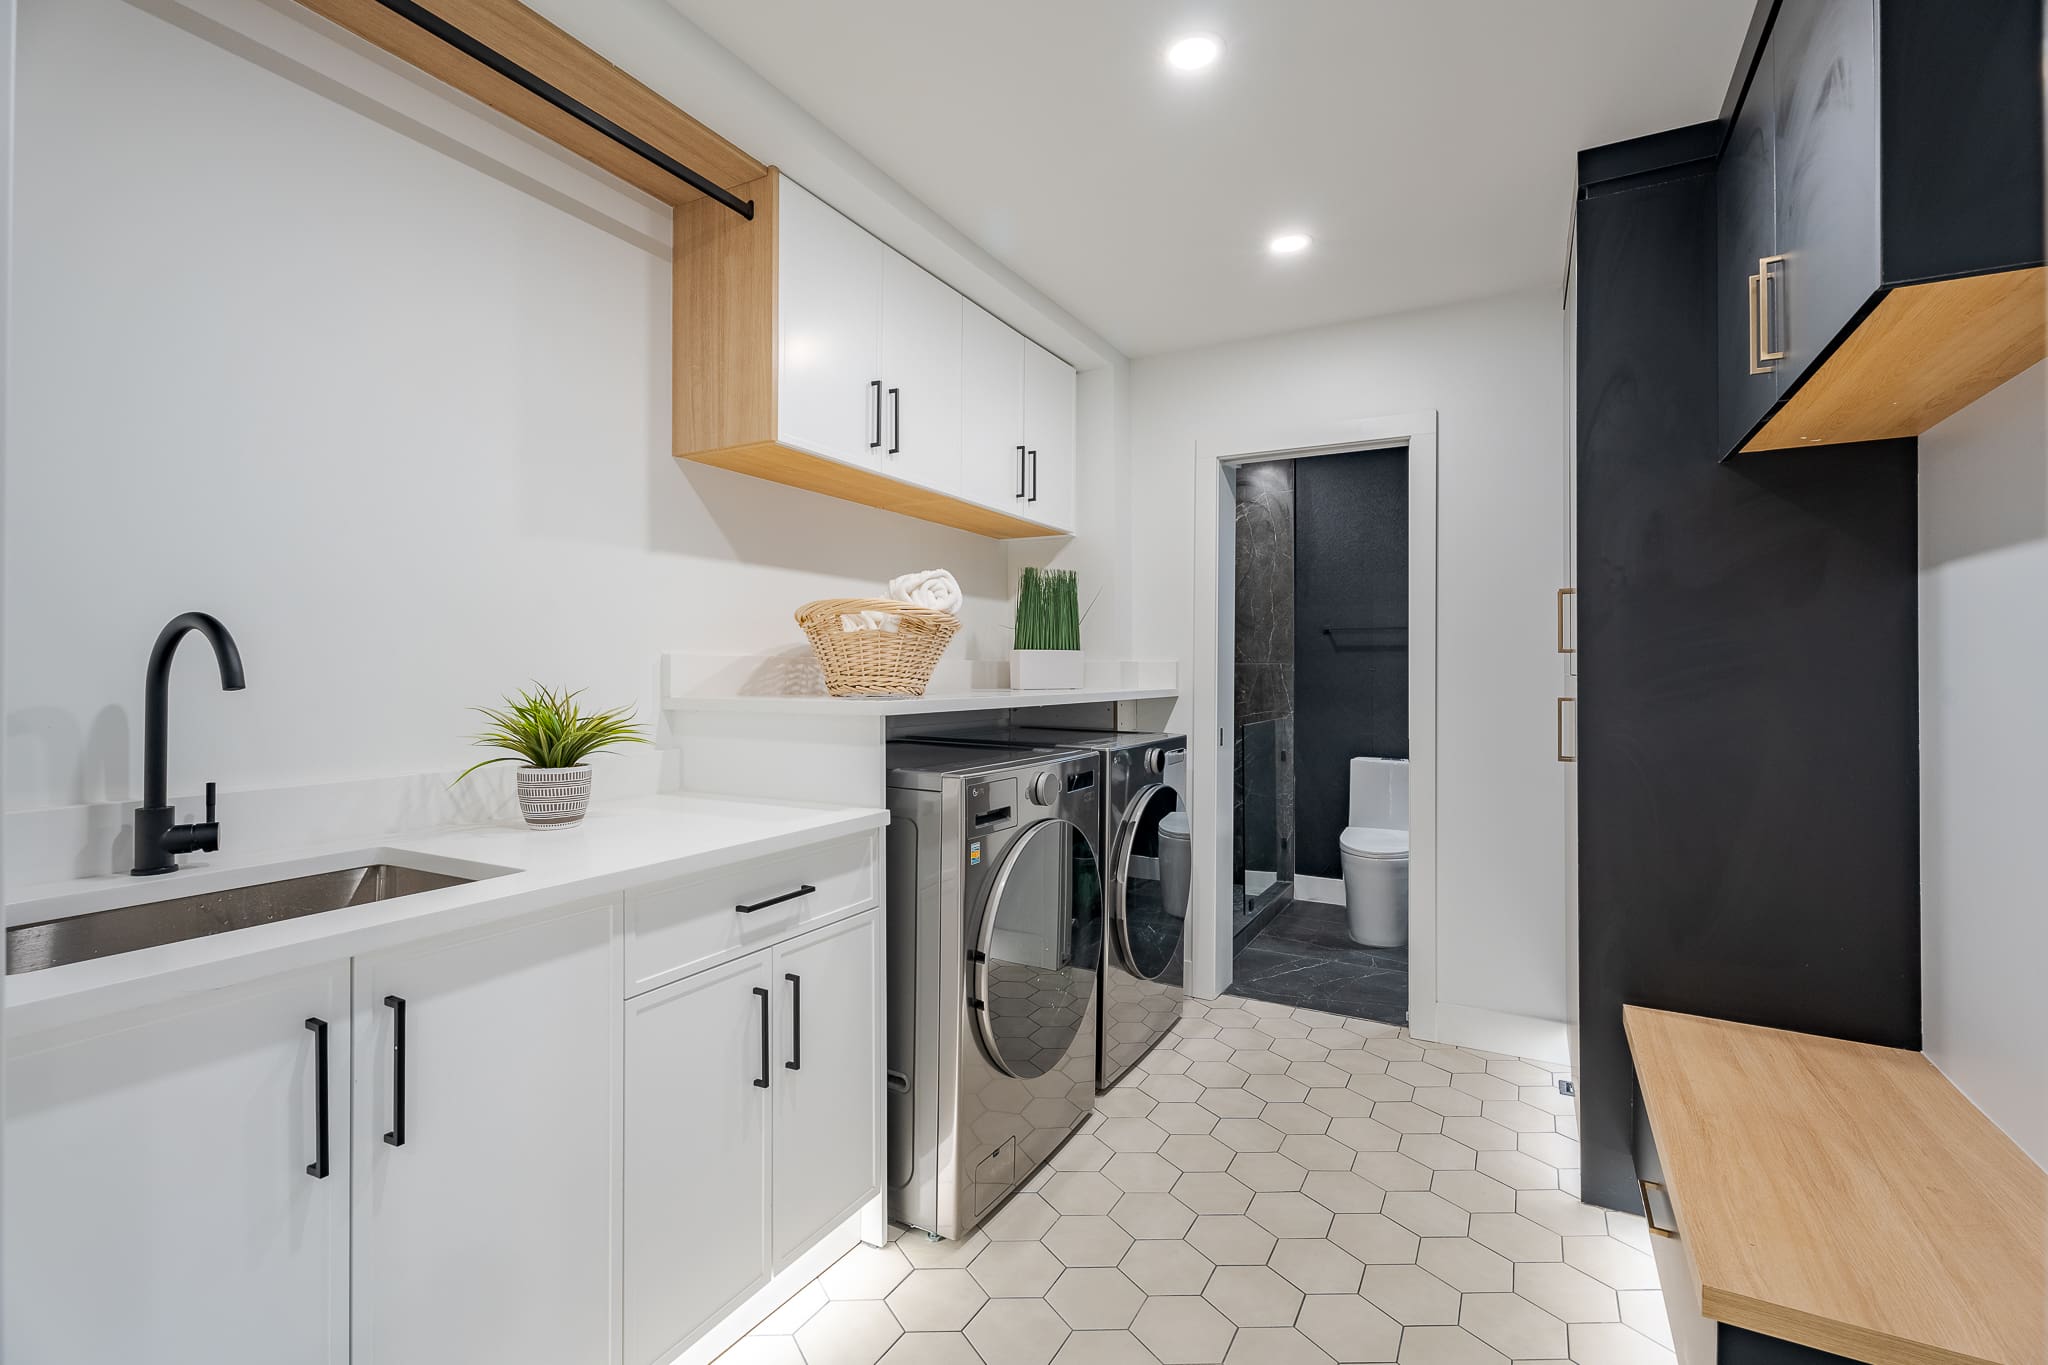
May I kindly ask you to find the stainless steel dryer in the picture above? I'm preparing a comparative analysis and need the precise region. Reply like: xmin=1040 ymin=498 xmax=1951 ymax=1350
xmin=906 ymin=729 xmax=1190 ymax=1091
xmin=884 ymin=742 xmax=1104 ymax=1240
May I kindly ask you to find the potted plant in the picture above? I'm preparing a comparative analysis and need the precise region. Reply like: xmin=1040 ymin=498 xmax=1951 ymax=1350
xmin=457 ymin=684 xmax=649 ymax=828
xmin=1011 ymin=567 xmax=1084 ymax=690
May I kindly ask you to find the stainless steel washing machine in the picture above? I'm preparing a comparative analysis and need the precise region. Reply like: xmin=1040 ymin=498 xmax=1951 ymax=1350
xmin=884 ymin=742 xmax=1104 ymax=1240
xmin=904 ymin=729 xmax=1190 ymax=1091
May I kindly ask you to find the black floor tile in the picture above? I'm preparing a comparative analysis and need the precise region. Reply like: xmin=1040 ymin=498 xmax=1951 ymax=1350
xmin=1228 ymin=899 xmax=1408 ymax=1027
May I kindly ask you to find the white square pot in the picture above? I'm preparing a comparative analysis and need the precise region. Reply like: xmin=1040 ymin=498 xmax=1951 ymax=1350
xmin=1010 ymin=649 xmax=1084 ymax=690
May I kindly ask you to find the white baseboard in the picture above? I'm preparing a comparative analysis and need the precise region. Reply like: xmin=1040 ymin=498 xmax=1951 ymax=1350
xmin=1296 ymin=874 xmax=1345 ymax=905
xmin=1417 ymin=1003 xmax=1569 ymax=1066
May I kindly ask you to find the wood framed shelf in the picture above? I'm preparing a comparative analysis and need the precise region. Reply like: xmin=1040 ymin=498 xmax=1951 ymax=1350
xmin=1742 ymin=267 xmax=2047 ymax=453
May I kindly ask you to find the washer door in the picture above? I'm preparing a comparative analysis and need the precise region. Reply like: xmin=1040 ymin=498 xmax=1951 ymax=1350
xmin=973 ymin=818 xmax=1102 ymax=1079
xmin=1112 ymin=784 xmax=1189 ymax=981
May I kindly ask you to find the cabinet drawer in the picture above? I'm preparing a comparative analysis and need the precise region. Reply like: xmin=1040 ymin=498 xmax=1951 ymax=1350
xmin=625 ymin=834 xmax=878 ymax=997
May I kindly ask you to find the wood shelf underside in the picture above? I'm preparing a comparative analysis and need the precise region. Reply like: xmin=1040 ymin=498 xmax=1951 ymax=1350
xmin=1745 ymin=267 xmax=2046 ymax=453
xmin=679 ymin=442 xmax=1063 ymax=539
xmin=295 ymin=0 xmax=764 ymax=206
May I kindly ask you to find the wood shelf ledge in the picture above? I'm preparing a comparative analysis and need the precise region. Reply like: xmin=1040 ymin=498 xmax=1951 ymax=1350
xmin=1625 ymin=1007 xmax=2046 ymax=1365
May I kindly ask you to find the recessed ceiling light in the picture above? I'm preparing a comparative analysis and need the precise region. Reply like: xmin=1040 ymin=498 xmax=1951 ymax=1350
xmin=1268 ymin=232 xmax=1312 ymax=256
xmin=1166 ymin=33 xmax=1222 ymax=71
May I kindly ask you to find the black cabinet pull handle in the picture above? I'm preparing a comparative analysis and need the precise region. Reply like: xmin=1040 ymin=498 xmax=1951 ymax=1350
xmin=304 ymin=1018 xmax=330 ymax=1179
xmin=736 ymin=884 xmax=814 ymax=914
xmin=1016 ymin=445 xmax=1027 ymax=498
xmin=870 ymin=380 xmax=883 ymax=448
xmin=785 ymin=973 xmax=803 ymax=1071
xmin=888 ymin=388 xmax=901 ymax=455
xmin=382 ymin=994 xmax=407 ymax=1147
xmin=1028 ymin=450 xmax=1038 ymax=503
xmin=752 ymin=985 xmax=771 ymax=1088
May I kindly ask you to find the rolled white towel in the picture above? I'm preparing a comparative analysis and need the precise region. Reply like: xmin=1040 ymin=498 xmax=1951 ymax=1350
xmin=888 ymin=569 xmax=963 ymax=616
xmin=840 ymin=609 xmax=899 ymax=633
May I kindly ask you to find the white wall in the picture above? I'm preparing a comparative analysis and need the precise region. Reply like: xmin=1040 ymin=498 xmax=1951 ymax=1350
xmin=1918 ymin=360 xmax=2048 ymax=1166
xmin=1130 ymin=289 xmax=1570 ymax=1027
xmin=4 ymin=0 xmax=1130 ymax=881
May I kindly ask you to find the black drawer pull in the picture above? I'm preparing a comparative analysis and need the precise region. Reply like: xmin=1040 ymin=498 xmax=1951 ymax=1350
xmin=888 ymin=387 xmax=902 ymax=454
xmin=1016 ymin=445 xmax=1027 ymax=498
xmin=870 ymin=380 xmax=883 ymax=448
xmin=785 ymin=973 xmax=803 ymax=1071
xmin=382 ymin=995 xmax=407 ymax=1148
xmin=737 ymin=885 xmax=814 ymax=914
xmin=304 ymin=1018 xmax=330 ymax=1179
xmin=752 ymin=985 xmax=771 ymax=1088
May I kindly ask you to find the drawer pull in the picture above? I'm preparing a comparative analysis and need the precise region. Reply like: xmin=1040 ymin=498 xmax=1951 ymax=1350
xmin=752 ymin=986 xmax=771 ymax=1089
xmin=736 ymin=885 xmax=814 ymax=914
xmin=382 ymin=995 xmax=407 ymax=1148
xmin=1638 ymin=1178 xmax=1678 ymax=1238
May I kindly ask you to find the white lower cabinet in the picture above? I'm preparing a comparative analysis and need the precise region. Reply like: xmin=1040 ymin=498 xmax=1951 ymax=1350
xmin=352 ymin=900 xmax=619 ymax=1365
xmin=625 ymin=908 xmax=881 ymax=1365
xmin=771 ymin=912 xmax=882 ymax=1263
xmin=625 ymin=951 xmax=773 ymax=1365
xmin=4 ymin=962 xmax=353 ymax=1365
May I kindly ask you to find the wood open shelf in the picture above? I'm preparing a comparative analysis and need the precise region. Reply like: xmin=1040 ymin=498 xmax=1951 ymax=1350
xmin=293 ymin=0 xmax=764 ymax=206
xmin=1626 ymin=1007 xmax=2045 ymax=1365
xmin=1743 ymin=267 xmax=2046 ymax=453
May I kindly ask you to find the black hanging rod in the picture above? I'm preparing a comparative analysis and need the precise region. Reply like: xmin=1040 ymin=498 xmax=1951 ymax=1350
xmin=370 ymin=0 xmax=756 ymax=220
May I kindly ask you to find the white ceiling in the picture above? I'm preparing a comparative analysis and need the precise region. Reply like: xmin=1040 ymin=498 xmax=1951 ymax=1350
xmin=667 ymin=0 xmax=1754 ymax=358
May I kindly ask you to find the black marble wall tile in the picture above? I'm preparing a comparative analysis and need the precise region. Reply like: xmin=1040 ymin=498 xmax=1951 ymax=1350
xmin=1233 ymin=462 xmax=1297 ymax=893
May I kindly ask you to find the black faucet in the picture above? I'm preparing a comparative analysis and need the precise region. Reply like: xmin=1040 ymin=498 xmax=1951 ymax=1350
xmin=131 ymin=612 xmax=245 ymax=876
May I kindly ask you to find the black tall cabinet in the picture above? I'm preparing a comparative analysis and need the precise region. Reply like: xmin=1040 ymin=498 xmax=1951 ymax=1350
xmin=1574 ymin=133 xmax=1921 ymax=1213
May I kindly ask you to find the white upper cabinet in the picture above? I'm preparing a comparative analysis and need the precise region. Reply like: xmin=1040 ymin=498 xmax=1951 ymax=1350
xmin=5 ymin=963 xmax=353 ymax=1365
xmin=352 ymin=901 xmax=619 ymax=1365
xmin=962 ymin=301 xmax=1027 ymax=511
xmin=777 ymin=177 xmax=885 ymax=468
xmin=678 ymin=169 xmax=1076 ymax=538
xmin=1024 ymin=340 xmax=1078 ymax=532
xmin=880 ymin=253 xmax=964 ymax=495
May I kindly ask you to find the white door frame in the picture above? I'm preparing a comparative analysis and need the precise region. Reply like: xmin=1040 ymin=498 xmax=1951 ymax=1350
xmin=1188 ymin=411 xmax=1440 ymax=1040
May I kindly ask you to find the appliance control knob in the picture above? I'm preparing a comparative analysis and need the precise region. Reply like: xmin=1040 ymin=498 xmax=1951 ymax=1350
xmin=1144 ymin=748 xmax=1165 ymax=776
xmin=1031 ymin=770 xmax=1061 ymax=805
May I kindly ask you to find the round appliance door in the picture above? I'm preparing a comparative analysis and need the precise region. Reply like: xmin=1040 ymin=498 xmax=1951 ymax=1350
xmin=973 ymin=818 xmax=1103 ymax=1079
xmin=1113 ymin=784 xmax=1189 ymax=981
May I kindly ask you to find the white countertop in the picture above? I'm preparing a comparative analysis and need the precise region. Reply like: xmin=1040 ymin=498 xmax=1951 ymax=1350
xmin=4 ymin=794 xmax=886 ymax=1035
xmin=665 ymin=685 xmax=1180 ymax=716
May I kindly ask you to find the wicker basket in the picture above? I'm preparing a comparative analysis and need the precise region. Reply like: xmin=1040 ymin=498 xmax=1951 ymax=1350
xmin=795 ymin=597 xmax=962 ymax=697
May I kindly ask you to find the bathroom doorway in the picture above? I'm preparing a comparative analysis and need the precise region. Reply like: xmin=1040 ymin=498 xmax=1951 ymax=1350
xmin=1187 ymin=409 xmax=1439 ymax=1034
xmin=1228 ymin=449 xmax=1411 ymax=1024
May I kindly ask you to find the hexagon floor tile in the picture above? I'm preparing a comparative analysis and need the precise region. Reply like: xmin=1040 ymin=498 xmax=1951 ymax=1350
xmin=719 ymin=998 xmax=1670 ymax=1365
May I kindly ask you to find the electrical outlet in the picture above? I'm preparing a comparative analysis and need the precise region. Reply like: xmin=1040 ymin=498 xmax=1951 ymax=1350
xmin=1556 ymin=1077 xmax=1576 ymax=1098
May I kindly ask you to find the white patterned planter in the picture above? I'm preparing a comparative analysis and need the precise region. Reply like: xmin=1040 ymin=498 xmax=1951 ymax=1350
xmin=516 ymin=765 xmax=592 ymax=828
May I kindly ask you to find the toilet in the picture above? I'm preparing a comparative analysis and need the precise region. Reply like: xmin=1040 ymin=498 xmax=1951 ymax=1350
xmin=1339 ymin=757 xmax=1409 ymax=948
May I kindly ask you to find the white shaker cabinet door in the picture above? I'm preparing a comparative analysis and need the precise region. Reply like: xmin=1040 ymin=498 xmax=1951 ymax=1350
xmin=1022 ymin=340 xmax=1077 ymax=533
xmin=770 ymin=909 xmax=882 ymax=1265
xmin=961 ymin=301 xmax=1028 ymax=512
xmin=881 ymin=252 xmax=964 ymax=495
xmin=3 ymin=962 xmax=352 ymax=1365
xmin=778 ymin=176 xmax=885 ymax=467
xmin=624 ymin=950 xmax=774 ymax=1365
xmin=352 ymin=900 xmax=619 ymax=1365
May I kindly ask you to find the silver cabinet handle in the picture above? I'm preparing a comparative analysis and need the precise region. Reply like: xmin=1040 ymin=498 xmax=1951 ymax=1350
xmin=1556 ymin=697 xmax=1577 ymax=764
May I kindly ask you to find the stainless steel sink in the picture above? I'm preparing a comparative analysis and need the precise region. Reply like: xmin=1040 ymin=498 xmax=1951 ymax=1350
xmin=7 ymin=863 xmax=486 ymax=975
